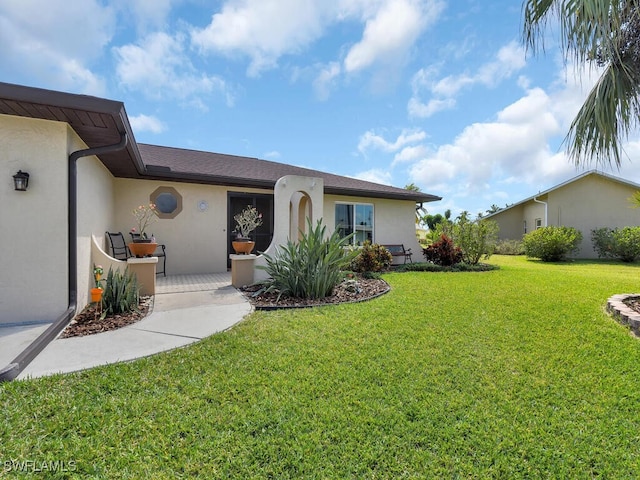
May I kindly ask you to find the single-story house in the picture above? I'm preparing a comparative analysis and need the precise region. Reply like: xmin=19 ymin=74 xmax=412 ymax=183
xmin=0 ymin=81 xmax=440 ymax=376
xmin=486 ymin=170 xmax=640 ymax=258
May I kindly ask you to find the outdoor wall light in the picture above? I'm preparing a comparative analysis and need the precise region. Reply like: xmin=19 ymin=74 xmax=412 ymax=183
xmin=13 ymin=170 xmax=30 ymax=191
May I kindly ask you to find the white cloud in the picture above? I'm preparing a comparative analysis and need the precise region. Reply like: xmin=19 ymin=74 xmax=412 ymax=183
xmin=313 ymin=62 xmax=342 ymax=100
xmin=352 ymin=168 xmax=394 ymax=185
xmin=0 ymin=0 xmax=115 ymax=93
xmin=393 ymin=144 xmax=430 ymax=165
xmin=358 ymin=128 xmax=427 ymax=154
xmin=129 ymin=114 xmax=166 ymax=134
xmin=191 ymin=0 xmax=327 ymax=76
xmin=407 ymin=97 xmax=455 ymax=118
xmin=114 ymin=32 xmax=232 ymax=108
xmin=191 ymin=0 xmax=444 ymax=84
xmin=343 ymin=0 xmax=442 ymax=73
xmin=409 ymin=41 xmax=527 ymax=118
xmin=116 ymin=0 xmax=175 ymax=32
xmin=406 ymin=65 xmax=607 ymax=215
xmin=264 ymin=151 xmax=281 ymax=159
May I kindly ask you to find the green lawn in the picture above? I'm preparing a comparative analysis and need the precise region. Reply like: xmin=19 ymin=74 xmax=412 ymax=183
xmin=3 ymin=256 xmax=640 ymax=478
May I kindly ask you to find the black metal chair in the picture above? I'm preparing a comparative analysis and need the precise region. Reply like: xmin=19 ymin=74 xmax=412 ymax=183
xmin=129 ymin=232 xmax=167 ymax=277
xmin=105 ymin=231 xmax=130 ymax=261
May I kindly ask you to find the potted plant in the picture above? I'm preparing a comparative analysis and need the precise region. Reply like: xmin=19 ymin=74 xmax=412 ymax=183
xmin=129 ymin=203 xmax=159 ymax=257
xmin=131 ymin=203 xmax=159 ymax=241
xmin=232 ymin=205 xmax=263 ymax=254
xmin=90 ymin=264 xmax=104 ymax=303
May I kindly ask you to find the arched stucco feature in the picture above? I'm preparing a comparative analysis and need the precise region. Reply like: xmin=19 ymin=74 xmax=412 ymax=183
xmin=289 ymin=191 xmax=312 ymax=240
xmin=254 ymin=175 xmax=323 ymax=281
xmin=91 ymin=234 xmax=126 ymax=282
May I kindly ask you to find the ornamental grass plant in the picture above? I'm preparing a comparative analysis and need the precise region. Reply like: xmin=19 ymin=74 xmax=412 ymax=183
xmin=256 ymin=219 xmax=358 ymax=300
xmin=4 ymin=256 xmax=640 ymax=477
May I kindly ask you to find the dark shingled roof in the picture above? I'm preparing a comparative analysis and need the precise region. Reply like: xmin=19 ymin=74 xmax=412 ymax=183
xmin=0 ymin=81 xmax=440 ymax=203
xmin=139 ymin=144 xmax=440 ymax=202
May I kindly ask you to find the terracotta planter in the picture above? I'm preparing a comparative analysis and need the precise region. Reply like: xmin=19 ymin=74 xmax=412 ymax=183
xmin=232 ymin=240 xmax=256 ymax=254
xmin=129 ymin=242 xmax=157 ymax=258
xmin=90 ymin=287 xmax=103 ymax=303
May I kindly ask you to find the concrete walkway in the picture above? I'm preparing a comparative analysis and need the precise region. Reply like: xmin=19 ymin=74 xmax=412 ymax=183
xmin=12 ymin=274 xmax=252 ymax=380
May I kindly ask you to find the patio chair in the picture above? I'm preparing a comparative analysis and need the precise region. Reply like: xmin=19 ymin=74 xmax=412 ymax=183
xmin=129 ymin=232 xmax=167 ymax=277
xmin=105 ymin=231 xmax=130 ymax=261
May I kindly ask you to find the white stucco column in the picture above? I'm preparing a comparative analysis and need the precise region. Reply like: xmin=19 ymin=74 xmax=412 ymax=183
xmin=127 ymin=257 xmax=158 ymax=296
xmin=254 ymin=175 xmax=324 ymax=282
xmin=230 ymin=254 xmax=256 ymax=287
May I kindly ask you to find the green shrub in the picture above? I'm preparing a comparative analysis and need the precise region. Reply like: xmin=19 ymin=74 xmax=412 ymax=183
xmin=257 ymin=219 xmax=359 ymax=300
xmin=494 ymin=239 xmax=525 ymax=255
xmin=522 ymin=226 xmax=582 ymax=261
xmin=451 ymin=212 xmax=498 ymax=265
xmin=350 ymin=241 xmax=393 ymax=273
xmin=591 ymin=227 xmax=615 ymax=259
xmin=101 ymin=267 xmax=140 ymax=319
xmin=399 ymin=262 xmax=498 ymax=272
xmin=423 ymin=234 xmax=463 ymax=266
xmin=614 ymin=227 xmax=640 ymax=262
xmin=591 ymin=226 xmax=640 ymax=262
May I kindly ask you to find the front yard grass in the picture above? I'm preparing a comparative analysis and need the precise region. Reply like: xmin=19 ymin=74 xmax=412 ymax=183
xmin=3 ymin=255 xmax=640 ymax=478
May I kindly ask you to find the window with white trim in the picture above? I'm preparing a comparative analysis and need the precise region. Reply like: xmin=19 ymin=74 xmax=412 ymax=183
xmin=335 ymin=203 xmax=374 ymax=245
xmin=535 ymin=218 xmax=542 ymax=229
xmin=523 ymin=220 xmax=527 ymax=234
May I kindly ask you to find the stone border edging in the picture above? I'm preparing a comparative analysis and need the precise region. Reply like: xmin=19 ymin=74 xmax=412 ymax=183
xmin=607 ymin=294 xmax=640 ymax=336
xmin=250 ymin=281 xmax=391 ymax=311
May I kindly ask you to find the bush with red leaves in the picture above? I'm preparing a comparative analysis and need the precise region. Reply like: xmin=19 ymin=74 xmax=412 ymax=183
xmin=423 ymin=234 xmax=463 ymax=266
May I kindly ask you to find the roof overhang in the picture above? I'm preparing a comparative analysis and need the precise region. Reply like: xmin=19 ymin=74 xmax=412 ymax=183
xmin=0 ymin=82 xmax=442 ymax=203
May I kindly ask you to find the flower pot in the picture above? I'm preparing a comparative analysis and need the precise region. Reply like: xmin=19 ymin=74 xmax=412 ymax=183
xmin=90 ymin=287 xmax=103 ymax=303
xmin=129 ymin=242 xmax=157 ymax=258
xmin=232 ymin=240 xmax=256 ymax=254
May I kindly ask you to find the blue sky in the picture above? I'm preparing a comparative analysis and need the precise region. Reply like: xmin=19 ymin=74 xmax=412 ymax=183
xmin=2 ymin=0 xmax=639 ymax=218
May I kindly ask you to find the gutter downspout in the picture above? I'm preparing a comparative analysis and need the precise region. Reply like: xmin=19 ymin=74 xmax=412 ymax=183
xmin=533 ymin=196 xmax=548 ymax=227
xmin=0 ymin=133 xmax=128 ymax=382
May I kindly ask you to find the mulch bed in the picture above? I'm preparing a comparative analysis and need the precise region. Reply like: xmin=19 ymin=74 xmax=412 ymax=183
xmin=624 ymin=296 xmax=640 ymax=314
xmin=61 ymin=296 xmax=153 ymax=338
xmin=62 ymin=278 xmax=389 ymax=338
xmin=240 ymin=278 xmax=390 ymax=309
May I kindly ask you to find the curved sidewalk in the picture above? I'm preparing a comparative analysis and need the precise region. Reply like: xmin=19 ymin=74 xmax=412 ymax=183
xmin=17 ymin=284 xmax=252 ymax=380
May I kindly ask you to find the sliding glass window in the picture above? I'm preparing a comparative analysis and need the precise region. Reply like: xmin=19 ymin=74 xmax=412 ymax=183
xmin=335 ymin=203 xmax=374 ymax=245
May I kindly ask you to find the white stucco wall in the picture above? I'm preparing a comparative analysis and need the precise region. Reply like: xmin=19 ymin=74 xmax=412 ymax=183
xmin=113 ymin=178 xmax=273 ymax=274
xmin=324 ymin=194 xmax=423 ymax=263
xmin=75 ymin=129 xmax=117 ymax=307
xmin=0 ymin=115 xmax=69 ymax=325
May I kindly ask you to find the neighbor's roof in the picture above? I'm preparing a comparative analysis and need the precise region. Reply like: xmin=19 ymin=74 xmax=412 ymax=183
xmin=0 ymin=81 xmax=440 ymax=204
xmin=485 ymin=170 xmax=640 ymax=218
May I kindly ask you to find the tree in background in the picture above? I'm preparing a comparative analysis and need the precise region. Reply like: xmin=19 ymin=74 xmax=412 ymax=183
xmin=424 ymin=209 xmax=452 ymax=231
xmin=405 ymin=183 xmax=428 ymax=226
xmin=523 ymin=1 xmax=640 ymax=168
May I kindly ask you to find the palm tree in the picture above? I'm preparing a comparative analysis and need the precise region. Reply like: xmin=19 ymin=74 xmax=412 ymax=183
xmin=405 ymin=183 xmax=428 ymax=225
xmin=486 ymin=204 xmax=501 ymax=214
xmin=522 ymin=1 xmax=640 ymax=168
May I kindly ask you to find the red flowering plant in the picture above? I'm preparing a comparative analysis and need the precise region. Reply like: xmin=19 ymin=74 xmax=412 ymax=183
xmin=131 ymin=203 xmax=159 ymax=239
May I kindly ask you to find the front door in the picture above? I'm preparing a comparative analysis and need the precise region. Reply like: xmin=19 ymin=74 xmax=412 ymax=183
xmin=228 ymin=193 xmax=274 ymax=266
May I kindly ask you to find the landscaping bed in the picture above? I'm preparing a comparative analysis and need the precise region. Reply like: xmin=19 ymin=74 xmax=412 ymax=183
xmin=61 ymin=296 xmax=152 ymax=338
xmin=241 ymin=277 xmax=390 ymax=309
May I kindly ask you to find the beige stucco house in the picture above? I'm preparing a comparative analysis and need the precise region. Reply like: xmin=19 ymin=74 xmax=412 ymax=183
xmin=0 ymin=82 xmax=440 ymax=377
xmin=486 ymin=171 xmax=640 ymax=258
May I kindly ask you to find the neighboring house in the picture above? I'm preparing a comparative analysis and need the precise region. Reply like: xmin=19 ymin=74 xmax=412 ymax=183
xmin=0 ymin=82 xmax=441 ymax=329
xmin=486 ymin=170 xmax=640 ymax=258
